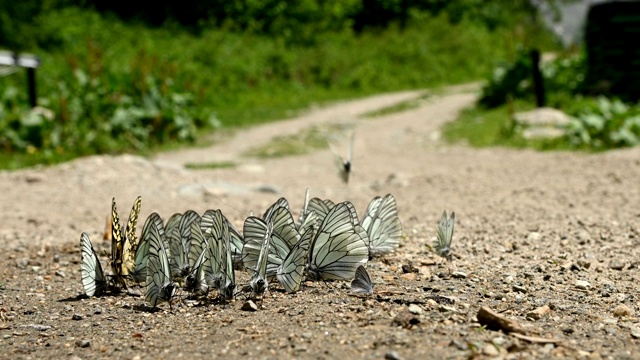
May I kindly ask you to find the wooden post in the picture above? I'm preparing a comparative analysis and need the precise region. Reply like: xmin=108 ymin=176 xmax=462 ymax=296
xmin=531 ymin=49 xmax=545 ymax=108
xmin=27 ymin=67 xmax=37 ymax=108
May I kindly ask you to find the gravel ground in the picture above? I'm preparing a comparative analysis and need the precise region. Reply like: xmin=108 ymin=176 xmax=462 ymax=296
xmin=1 ymin=86 xmax=640 ymax=359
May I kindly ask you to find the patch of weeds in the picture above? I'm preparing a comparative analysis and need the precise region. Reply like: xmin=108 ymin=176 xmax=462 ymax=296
xmin=184 ymin=161 xmax=236 ymax=170
xmin=244 ymin=123 xmax=351 ymax=158
xmin=362 ymin=93 xmax=431 ymax=119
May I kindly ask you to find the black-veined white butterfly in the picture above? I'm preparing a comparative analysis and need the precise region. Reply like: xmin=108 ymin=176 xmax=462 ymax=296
xmin=306 ymin=202 xmax=369 ymax=281
xmin=202 ymin=210 xmax=226 ymax=290
xmin=331 ymin=132 xmax=354 ymax=184
xmin=243 ymin=207 xmax=300 ymax=280
xmin=434 ymin=210 xmax=455 ymax=261
xmin=297 ymin=188 xmax=318 ymax=237
xmin=110 ymin=196 xmax=141 ymax=287
xmin=276 ymin=226 xmax=313 ymax=293
xmin=145 ymin=217 xmax=176 ymax=309
xmin=80 ymin=232 xmax=107 ymax=297
xmin=183 ymin=221 xmax=209 ymax=295
xmin=243 ymin=220 xmax=273 ymax=300
xmin=351 ymin=265 xmax=373 ymax=295
xmin=201 ymin=210 xmax=244 ymax=268
xmin=361 ymin=194 xmax=402 ymax=257
xmin=130 ymin=212 xmax=164 ymax=283
xmin=168 ymin=210 xmax=201 ymax=281
xmin=219 ymin=220 xmax=236 ymax=303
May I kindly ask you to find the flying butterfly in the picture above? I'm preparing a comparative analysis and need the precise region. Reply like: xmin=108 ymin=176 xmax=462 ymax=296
xmin=350 ymin=265 xmax=374 ymax=295
xmin=110 ymin=196 xmax=142 ymax=287
xmin=80 ymin=232 xmax=108 ymax=297
xmin=330 ymin=132 xmax=354 ymax=184
xmin=361 ymin=194 xmax=402 ymax=257
xmin=306 ymin=202 xmax=369 ymax=281
xmin=145 ymin=216 xmax=176 ymax=309
xmin=434 ymin=210 xmax=455 ymax=261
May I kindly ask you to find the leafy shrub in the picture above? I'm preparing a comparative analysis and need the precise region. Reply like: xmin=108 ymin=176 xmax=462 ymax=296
xmin=565 ymin=97 xmax=640 ymax=149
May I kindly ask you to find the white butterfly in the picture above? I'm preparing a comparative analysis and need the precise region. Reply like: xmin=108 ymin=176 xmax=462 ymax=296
xmin=130 ymin=212 xmax=165 ymax=284
xmin=306 ymin=202 xmax=369 ymax=281
xmin=80 ymin=232 xmax=107 ymax=297
xmin=219 ymin=221 xmax=236 ymax=303
xmin=201 ymin=209 xmax=226 ymax=291
xmin=351 ymin=265 xmax=373 ymax=295
xmin=297 ymin=188 xmax=318 ymax=237
xmin=201 ymin=209 xmax=244 ymax=268
xmin=361 ymin=194 xmax=403 ymax=256
xmin=168 ymin=210 xmax=201 ymax=281
xmin=434 ymin=210 xmax=455 ymax=261
xmin=276 ymin=226 xmax=313 ymax=293
xmin=331 ymin=132 xmax=354 ymax=184
xmin=145 ymin=217 xmax=176 ymax=309
xmin=183 ymin=221 xmax=209 ymax=295
xmin=243 ymin=220 xmax=273 ymax=300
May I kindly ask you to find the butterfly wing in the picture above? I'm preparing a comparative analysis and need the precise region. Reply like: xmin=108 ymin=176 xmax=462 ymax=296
xmin=307 ymin=202 xmax=369 ymax=281
xmin=308 ymin=197 xmax=333 ymax=225
xmin=351 ymin=265 xmax=373 ymax=295
xmin=202 ymin=210 xmax=225 ymax=289
xmin=183 ymin=220 xmax=208 ymax=294
xmin=277 ymin=227 xmax=313 ymax=293
xmin=434 ymin=211 xmax=455 ymax=260
xmin=263 ymin=197 xmax=290 ymax=221
xmin=122 ymin=196 xmax=142 ymax=275
xmin=110 ymin=197 xmax=124 ymax=281
xmin=145 ymin=219 xmax=175 ymax=308
xmin=131 ymin=212 xmax=165 ymax=283
xmin=80 ymin=232 xmax=107 ymax=297
xmin=361 ymin=194 xmax=402 ymax=256
xmin=219 ymin=219 xmax=236 ymax=301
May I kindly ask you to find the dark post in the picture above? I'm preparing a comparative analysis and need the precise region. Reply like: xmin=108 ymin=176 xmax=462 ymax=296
xmin=27 ymin=67 xmax=37 ymax=108
xmin=531 ymin=49 xmax=545 ymax=108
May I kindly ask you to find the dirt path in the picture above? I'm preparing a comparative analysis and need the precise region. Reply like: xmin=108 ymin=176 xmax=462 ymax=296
xmin=1 ymin=85 xmax=640 ymax=359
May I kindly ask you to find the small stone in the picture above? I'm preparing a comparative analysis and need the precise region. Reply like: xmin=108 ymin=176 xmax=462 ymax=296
xmin=392 ymin=310 xmax=420 ymax=328
xmin=241 ymin=300 xmax=258 ymax=312
xmin=483 ymin=343 xmax=500 ymax=356
xmin=385 ymin=351 xmax=403 ymax=360
xmin=75 ymin=340 xmax=90 ymax=348
xmin=512 ymin=285 xmax=527 ymax=293
xmin=630 ymin=328 xmax=640 ymax=339
xmin=438 ymin=305 xmax=458 ymax=313
xmin=526 ymin=232 xmax=542 ymax=242
xmin=609 ymin=260 xmax=625 ymax=271
xmin=72 ymin=314 xmax=83 ymax=321
xmin=30 ymin=324 xmax=51 ymax=331
xmin=526 ymin=305 xmax=551 ymax=320
xmin=401 ymin=264 xmax=419 ymax=274
xmin=451 ymin=271 xmax=467 ymax=279
xmin=575 ymin=280 xmax=590 ymax=290
xmin=408 ymin=304 xmax=422 ymax=315
xmin=94 ymin=307 xmax=102 ymax=315
xmin=400 ymin=273 xmax=416 ymax=281
xmin=612 ymin=304 xmax=632 ymax=317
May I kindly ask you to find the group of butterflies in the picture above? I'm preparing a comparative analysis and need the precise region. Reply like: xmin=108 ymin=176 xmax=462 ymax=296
xmin=79 ymin=190 xmax=429 ymax=308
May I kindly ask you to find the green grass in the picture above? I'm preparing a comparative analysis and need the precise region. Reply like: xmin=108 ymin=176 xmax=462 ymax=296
xmin=244 ymin=123 xmax=351 ymax=158
xmin=362 ymin=92 xmax=432 ymax=118
xmin=443 ymin=102 xmax=573 ymax=151
xmin=184 ymin=161 xmax=237 ymax=170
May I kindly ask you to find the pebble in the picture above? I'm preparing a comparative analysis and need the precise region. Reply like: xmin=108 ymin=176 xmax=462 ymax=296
xmin=408 ymin=304 xmax=422 ymax=315
xmin=612 ymin=304 xmax=632 ymax=317
xmin=609 ymin=260 xmax=625 ymax=271
xmin=385 ymin=351 xmax=403 ymax=360
xmin=241 ymin=300 xmax=258 ymax=312
xmin=75 ymin=340 xmax=90 ymax=348
xmin=72 ymin=314 xmax=83 ymax=321
xmin=483 ymin=343 xmax=500 ymax=356
xmin=575 ymin=280 xmax=590 ymax=290
xmin=526 ymin=305 xmax=551 ymax=320
xmin=512 ymin=285 xmax=527 ymax=293
xmin=451 ymin=271 xmax=467 ymax=279
xmin=526 ymin=232 xmax=542 ymax=242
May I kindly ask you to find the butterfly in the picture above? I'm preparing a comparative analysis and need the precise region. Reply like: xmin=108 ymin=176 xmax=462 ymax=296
xmin=350 ymin=265 xmax=373 ymax=295
xmin=306 ymin=202 xmax=369 ymax=281
xmin=331 ymin=132 xmax=354 ymax=184
xmin=243 ymin=206 xmax=300 ymax=280
xmin=145 ymin=215 xmax=176 ymax=309
xmin=276 ymin=226 xmax=313 ymax=293
xmin=434 ymin=210 xmax=455 ymax=261
xmin=110 ymin=196 xmax=142 ymax=287
xmin=361 ymin=194 xmax=402 ymax=257
xmin=201 ymin=210 xmax=244 ymax=268
xmin=183 ymin=220 xmax=209 ymax=295
xmin=297 ymin=188 xmax=318 ymax=237
xmin=201 ymin=209 xmax=236 ymax=302
xmin=243 ymin=220 xmax=273 ymax=301
xmin=80 ymin=232 xmax=107 ymax=297
xmin=219 ymin=221 xmax=237 ymax=303
xmin=130 ymin=212 xmax=164 ymax=283
xmin=168 ymin=210 xmax=201 ymax=281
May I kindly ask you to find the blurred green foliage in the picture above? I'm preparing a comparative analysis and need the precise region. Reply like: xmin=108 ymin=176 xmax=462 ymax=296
xmin=0 ymin=1 xmax=561 ymax=168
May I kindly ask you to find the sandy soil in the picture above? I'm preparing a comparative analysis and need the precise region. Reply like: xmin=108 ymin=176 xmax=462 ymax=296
xmin=1 ymin=85 xmax=640 ymax=359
